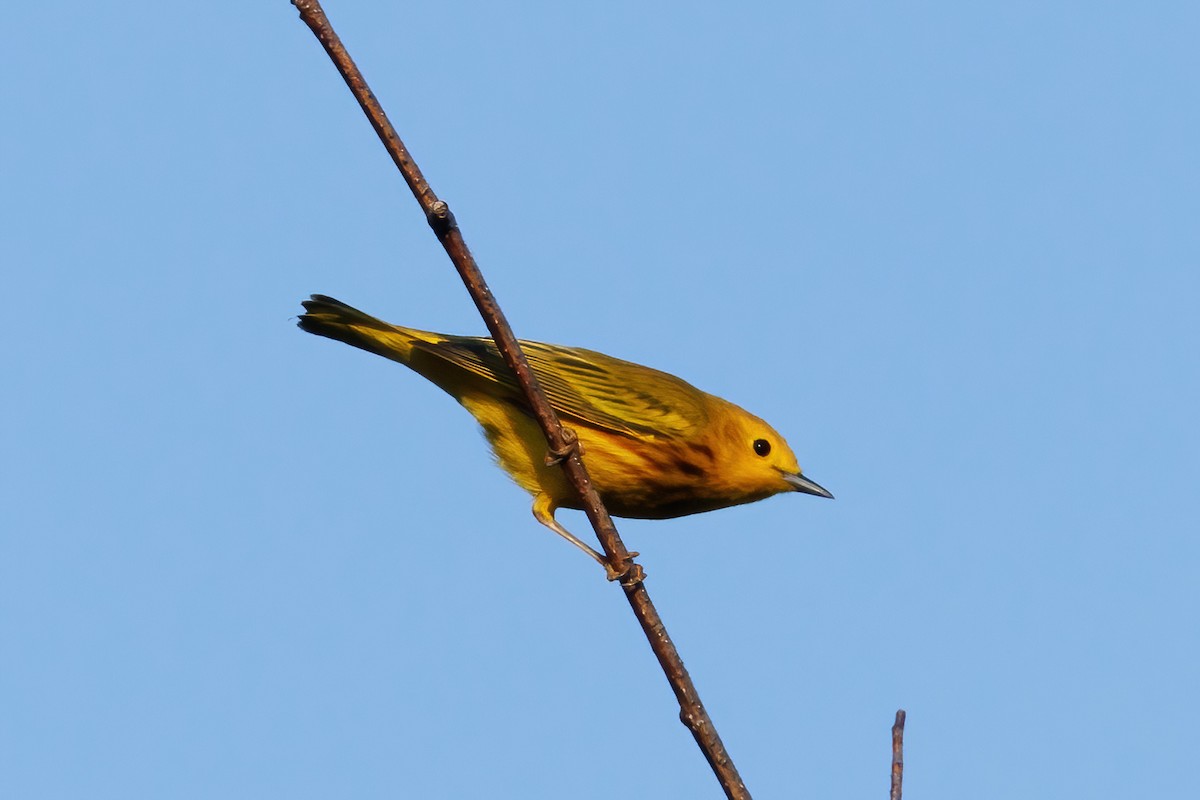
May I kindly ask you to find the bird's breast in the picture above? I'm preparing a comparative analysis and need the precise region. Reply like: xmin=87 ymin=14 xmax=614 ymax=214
xmin=564 ymin=430 xmax=752 ymax=519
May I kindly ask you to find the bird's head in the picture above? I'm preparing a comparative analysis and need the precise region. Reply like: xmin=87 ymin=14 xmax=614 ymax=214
xmin=713 ymin=400 xmax=833 ymax=504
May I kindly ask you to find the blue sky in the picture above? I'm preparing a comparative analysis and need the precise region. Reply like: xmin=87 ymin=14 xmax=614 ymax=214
xmin=4 ymin=3 xmax=1197 ymax=798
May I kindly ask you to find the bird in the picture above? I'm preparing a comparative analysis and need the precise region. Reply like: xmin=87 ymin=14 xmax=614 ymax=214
xmin=298 ymin=294 xmax=832 ymax=576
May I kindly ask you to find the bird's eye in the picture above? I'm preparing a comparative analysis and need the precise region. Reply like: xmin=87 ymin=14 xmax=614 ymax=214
xmin=753 ymin=439 xmax=771 ymax=457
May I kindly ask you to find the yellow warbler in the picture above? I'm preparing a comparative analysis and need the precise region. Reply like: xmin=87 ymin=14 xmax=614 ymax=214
xmin=298 ymin=295 xmax=831 ymax=572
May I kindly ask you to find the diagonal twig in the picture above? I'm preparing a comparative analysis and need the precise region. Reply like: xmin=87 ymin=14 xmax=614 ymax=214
xmin=891 ymin=709 xmax=906 ymax=800
xmin=290 ymin=2 xmax=750 ymax=797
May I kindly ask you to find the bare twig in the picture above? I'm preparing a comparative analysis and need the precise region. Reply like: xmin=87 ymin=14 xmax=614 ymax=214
xmin=891 ymin=710 xmax=906 ymax=800
xmin=290 ymin=2 xmax=750 ymax=797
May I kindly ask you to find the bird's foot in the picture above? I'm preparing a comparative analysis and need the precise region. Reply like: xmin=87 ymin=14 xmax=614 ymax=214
xmin=603 ymin=552 xmax=644 ymax=585
xmin=544 ymin=427 xmax=585 ymax=466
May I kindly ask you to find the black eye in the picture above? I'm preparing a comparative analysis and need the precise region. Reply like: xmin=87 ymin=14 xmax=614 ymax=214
xmin=753 ymin=439 xmax=771 ymax=457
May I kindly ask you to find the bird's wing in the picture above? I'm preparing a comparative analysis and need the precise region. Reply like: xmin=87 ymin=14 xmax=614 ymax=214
xmin=409 ymin=337 xmax=708 ymax=439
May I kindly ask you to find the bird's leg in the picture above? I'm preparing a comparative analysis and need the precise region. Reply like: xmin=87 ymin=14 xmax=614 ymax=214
xmin=532 ymin=496 xmax=638 ymax=581
xmin=534 ymin=506 xmax=608 ymax=566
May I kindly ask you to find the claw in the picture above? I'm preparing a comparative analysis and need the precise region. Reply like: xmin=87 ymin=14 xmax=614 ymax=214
xmin=544 ymin=426 xmax=585 ymax=466
xmin=603 ymin=553 xmax=644 ymax=585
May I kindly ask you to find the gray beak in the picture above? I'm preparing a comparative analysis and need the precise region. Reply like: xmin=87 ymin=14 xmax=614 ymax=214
xmin=784 ymin=472 xmax=834 ymax=499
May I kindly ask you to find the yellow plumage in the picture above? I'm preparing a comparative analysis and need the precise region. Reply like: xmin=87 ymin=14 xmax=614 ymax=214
xmin=298 ymin=294 xmax=831 ymax=570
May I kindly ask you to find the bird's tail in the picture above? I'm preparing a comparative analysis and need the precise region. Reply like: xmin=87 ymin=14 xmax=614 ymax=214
xmin=297 ymin=294 xmax=421 ymax=366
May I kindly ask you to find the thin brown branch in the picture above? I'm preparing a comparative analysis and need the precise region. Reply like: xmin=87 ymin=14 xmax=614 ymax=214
xmin=290 ymin=2 xmax=750 ymax=797
xmin=891 ymin=709 xmax=906 ymax=800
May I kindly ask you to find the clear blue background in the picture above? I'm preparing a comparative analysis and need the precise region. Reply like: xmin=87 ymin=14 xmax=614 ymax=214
xmin=4 ymin=3 xmax=1197 ymax=798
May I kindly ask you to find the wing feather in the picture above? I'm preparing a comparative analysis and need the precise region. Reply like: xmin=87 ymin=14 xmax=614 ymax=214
xmin=409 ymin=337 xmax=707 ymax=439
